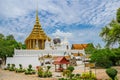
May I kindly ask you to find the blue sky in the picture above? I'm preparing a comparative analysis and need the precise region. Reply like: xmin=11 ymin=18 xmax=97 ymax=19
xmin=0 ymin=0 xmax=120 ymax=47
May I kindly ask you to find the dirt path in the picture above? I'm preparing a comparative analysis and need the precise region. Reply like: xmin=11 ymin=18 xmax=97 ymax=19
xmin=0 ymin=69 xmax=56 ymax=80
xmin=0 ymin=66 xmax=120 ymax=80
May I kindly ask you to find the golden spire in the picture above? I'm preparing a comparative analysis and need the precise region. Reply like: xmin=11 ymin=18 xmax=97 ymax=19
xmin=25 ymin=0 xmax=51 ymax=50
xmin=36 ymin=0 xmax=39 ymax=24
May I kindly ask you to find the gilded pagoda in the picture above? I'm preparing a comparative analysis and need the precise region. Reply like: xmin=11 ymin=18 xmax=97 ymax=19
xmin=25 ymin=10 xmax=50 ymax=50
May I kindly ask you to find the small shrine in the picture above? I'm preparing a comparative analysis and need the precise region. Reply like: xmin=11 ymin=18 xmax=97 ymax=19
xmin=53 ymin=56 xmax=69 ymax=72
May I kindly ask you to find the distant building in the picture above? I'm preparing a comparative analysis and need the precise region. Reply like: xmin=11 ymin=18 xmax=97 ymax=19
xmin=71 ymin=44 xmax=88 ymax=50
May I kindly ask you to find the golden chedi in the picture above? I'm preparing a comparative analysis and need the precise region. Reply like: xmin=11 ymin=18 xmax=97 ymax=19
xmin=25 ymin=10 xmax=50 ymax=50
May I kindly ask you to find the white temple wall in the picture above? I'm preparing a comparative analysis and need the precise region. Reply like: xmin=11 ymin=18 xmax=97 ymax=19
xmin=6 ymin=49 xmax=86 ymax=68
xmin=6 ymin=56 xmax=40 ymax=68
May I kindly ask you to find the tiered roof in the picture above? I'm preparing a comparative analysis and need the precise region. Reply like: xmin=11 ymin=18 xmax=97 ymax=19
xmin=25 ymin=10 xmax=50 ymax=42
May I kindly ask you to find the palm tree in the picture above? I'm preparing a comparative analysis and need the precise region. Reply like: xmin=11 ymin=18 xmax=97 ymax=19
xmin=100 ymin=26 xmax=111 ymax=47
xmin=100 ymin=8 xmax=120 ymax=48
xmin=117 ymin=8 xmax=120 ymax=23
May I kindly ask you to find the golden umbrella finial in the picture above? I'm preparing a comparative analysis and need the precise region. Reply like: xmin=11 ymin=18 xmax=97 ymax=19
xmin=36 ymin=0 xmax=39 ymax=24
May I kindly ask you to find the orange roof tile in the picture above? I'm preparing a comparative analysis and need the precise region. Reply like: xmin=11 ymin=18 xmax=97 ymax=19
xmin=71 ymin=44 xmax=88 ymax=50
xmin=72 ymin=53 xmax=83 ymax=56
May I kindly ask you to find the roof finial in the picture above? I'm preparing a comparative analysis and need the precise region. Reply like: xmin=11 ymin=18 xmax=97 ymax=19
xmin=36 ymin=0 xmax=39 ymax=24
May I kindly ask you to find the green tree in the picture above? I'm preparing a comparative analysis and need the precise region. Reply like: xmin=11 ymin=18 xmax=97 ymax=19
xmin=100 ymin=8 xmax=120 ymax=48
xmin=85 ymin=43 xmax=95 ymax=54
xmin=91 ymin=47 xmax=120 ymax=68
xmin=96 ymin=43 xmax=101 ymax=49
xmin=0 ymin=33 xmax=4 ymax=39
xmin=0 ymin=33 xmax=25 ymax=63
xmin=117 ymin=8 xmax=120 ymax=23
xmin=22 ymin=44 xmax=26 ymax=49
xmin=6 ymin=35 xmax=15 ymax=40
xmin=91 ymin=48 xmax=115 ymax=68
xmin=110 ymin=48 xmax=120 ymax=66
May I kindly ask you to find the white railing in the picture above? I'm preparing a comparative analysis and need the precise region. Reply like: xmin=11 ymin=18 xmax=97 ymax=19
xmin=14 ymin=49 xmax=85 ymax=56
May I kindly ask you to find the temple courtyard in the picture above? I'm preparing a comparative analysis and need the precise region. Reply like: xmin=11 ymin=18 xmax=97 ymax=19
xmin=0 ymin=65 xmax=120 ymax=80
xmin=0 ymin=1 xmax=120 ymax=80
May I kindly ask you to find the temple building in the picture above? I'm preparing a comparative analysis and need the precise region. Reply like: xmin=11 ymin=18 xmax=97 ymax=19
xmin=6 ymin=4 xmax=87 ymax=68
xmin=25 ymin=10 xmax=50 ymax=50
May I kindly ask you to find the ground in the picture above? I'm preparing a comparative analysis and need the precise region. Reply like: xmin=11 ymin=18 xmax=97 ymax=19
xmin=0 ymin=66 xmax=120 ymax=80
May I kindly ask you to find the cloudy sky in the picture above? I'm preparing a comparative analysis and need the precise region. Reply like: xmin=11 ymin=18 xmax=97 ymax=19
xmin=0 ymin=0 xmax=120 ymax=47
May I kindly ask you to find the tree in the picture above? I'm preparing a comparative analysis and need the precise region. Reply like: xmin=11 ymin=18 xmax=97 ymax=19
xmin=90 ymin=47 xmax=120 ymax=68
xmin=0 ymin=33 xmax=25 ymax=63
xmin=100 ymin=8 xmax=120 ymax=48
xmin=96 ymin=43 xmax=101 ymax=49
xmin=91 ymin=48 xmax=114 ymax=68
xmin=0 ymin=33 xmax=4 ymax=39
xmin=117 ymin=8 xmax=120 ymax=23
xmin=6 ymin=35 xmax=15 ymax=40
xmin=85 ymin=43 xmax=95 ymax=54
xmin=110 ymin=48 xmax=120 ymax=66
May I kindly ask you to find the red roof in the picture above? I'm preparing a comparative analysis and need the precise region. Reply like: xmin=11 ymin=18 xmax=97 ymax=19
xmin=53 ymin=56 xmax=69 ymax=64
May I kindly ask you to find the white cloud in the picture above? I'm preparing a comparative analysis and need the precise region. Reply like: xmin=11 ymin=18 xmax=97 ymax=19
xmin=1 ymin=0 xmax=120 ymax=25
xmin=50 ymin=28 xmax=105 ymax=47
xmin=74 ymin=29 xmax=104 ymax=47
xmin=0 ymin=0 xmax=120 ymax=47
xmin=52 ymin=29 xmax=72 ymax=39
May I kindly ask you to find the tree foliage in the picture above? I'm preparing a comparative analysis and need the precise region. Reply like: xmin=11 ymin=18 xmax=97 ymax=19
xmin=100 ymin=8 xmax=120 ymax=48
xmin=85 ymin=43 xmax=95 ymax=54
xmin=106 ymin=68 xmax=118 ymax=80
xmin=0 ymin=33 xmax=4 ymax=39
xmin=0 ymin=33 xmax=26 ymax=61
xmin=117 ymin=8 xmax=120 ymax=23
xmin=91 ymin=48 xmax=120 ymax=68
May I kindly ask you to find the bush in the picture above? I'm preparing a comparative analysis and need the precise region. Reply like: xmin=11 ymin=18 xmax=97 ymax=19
xmin=16 ymin=68 xmax=25 ymax=73
xmin=47 ymin=71 xmax=52 ymax=77
xmin=28 ymin=64 xmax=32 ymax=71
xmin=32 ymin=70 xmax=36 ymax=74
xmin=9 ymin=64 xmax=16 ymax=71
xmin=19 ymin=64 xmax=22 ymax=69
xmin=63 ymin=70 xmax=71 ymax=77
xmin=75 ymin=73 xmax=81 ymax=78
xmin=37 ymin=66 xmax=52 ymax=78
xmin=67 ymin=66 xmax=74 ymax=72
xmin=47 ymin=66 xmax=51 ymax=71
xmin=38 ymin=71 xmax=52 ymax=77
xmin=106 ymin=68 xmax=118 ymax=80
xmin=59 ymin=78 xmax=68 ymax=80
xmin=81 ymin=71 xmax=96 ymax=79
xmin=25 ymin=70 xmax=32 ymax=75
xmin=24 ymin=64 xmax=36 ymax=75
xmin=62 ymin=66 xmax=75 ymax=79
xmin=4 ymin=63 xmax=10 ymax=70
xmin=38 ymin=69 xmax=43 ymax=77
xmin=16 ymin=64 xmax=25 ymax=73
xmin=28 ymin=64 xmax=32 ymax=69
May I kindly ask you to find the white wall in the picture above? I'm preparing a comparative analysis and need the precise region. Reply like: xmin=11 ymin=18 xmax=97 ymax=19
xmin=6 ymin=56 xmax=40 ymax=68
xmin=6 ymin=49 xmax=85 ymax=68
